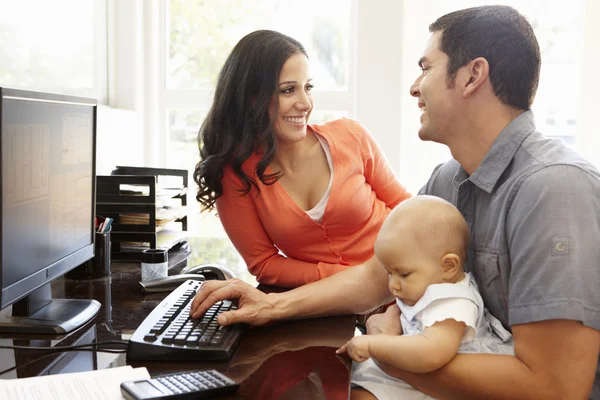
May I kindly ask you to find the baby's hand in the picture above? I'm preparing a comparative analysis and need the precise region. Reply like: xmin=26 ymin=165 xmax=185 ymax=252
xmin=336 ymin=335 xmax=372 ymax=363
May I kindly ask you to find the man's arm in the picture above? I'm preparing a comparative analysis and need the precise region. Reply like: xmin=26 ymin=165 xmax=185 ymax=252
xmin=375 ymin=319 xmax=600 ymax=400
xmin=190 ymin=255 xmax=392 ymax=325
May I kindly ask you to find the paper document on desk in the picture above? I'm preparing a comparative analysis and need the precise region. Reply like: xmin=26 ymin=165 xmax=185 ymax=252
xmin=0 ymin=365 xmax=150 ymax=400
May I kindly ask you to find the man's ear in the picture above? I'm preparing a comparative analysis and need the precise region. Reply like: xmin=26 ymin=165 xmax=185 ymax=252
xmin=461 ymin=57 xmax=489 ymax=98
xmin=441 ymin=253 xmax=461 ymax=277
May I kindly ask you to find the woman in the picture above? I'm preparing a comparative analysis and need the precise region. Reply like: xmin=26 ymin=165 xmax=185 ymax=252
xmin=194 ymin=30 xmax=410 ymax=288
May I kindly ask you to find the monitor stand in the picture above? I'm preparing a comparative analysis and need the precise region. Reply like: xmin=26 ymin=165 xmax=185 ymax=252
xmin=0 ymin=284 xmax=100 ymax=334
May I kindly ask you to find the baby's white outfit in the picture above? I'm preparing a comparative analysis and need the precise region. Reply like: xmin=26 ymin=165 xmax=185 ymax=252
xmin=351 ymin=272 xmax=514 ymax=400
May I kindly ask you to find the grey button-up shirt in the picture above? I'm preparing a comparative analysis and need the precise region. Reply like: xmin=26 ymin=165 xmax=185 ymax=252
xmin=419 ymin=110 xmax=600 ymax=398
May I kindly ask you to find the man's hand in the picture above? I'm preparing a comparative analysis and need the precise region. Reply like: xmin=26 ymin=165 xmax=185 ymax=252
xmin=336 ymin=335 xmax=373 ymax=363
xmin=189 ymin=279 xmax=276 ymax=326
xmin=366 ymin=304 xmax=402 ymax=335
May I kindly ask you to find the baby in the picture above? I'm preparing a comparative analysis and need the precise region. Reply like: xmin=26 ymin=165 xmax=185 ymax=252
xmin=337 ymin=195 xmax=513 ymax=400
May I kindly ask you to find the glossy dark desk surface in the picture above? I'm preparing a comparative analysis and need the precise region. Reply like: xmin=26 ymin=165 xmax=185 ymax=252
xmin=0 ymin=237 xmax=355 ymax=399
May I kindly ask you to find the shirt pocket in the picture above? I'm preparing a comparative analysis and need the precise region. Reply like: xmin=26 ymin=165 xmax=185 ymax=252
xmin=474 ymin=249 xmax=509 ymax=329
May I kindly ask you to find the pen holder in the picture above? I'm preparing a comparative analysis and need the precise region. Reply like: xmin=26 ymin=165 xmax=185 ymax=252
xmin=67 ymin=231 xmax=111 ymax=280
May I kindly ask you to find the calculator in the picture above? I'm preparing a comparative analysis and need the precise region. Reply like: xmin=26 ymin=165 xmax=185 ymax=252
xmin=120 ymin=369 xmax=239 ymax=400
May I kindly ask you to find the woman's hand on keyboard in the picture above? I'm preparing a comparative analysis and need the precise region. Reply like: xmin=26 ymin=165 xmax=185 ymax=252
xmin=189 ymin=279 xmax=276 ymax=326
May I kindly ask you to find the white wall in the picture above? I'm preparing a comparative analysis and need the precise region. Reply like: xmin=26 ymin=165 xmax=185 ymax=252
xmin=354 ymin=0 xmax=450 ymax=195
xmin=354 ymin=0 xmax=405 ymax=175
xmin=397 ymin=1 xmax=451 ymax=194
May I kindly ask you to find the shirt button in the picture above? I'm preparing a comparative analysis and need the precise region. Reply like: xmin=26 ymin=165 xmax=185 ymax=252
xmin=325 ymin=237 xmax=332 ymax=244
xmin=555 ymin=242 xmax=565 ymax=252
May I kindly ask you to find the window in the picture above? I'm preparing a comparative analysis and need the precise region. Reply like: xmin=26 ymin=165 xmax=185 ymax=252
xmin=0 ymin=0 xmax=108 ymax=102
xmin=161 ymin=0 xmax=354 ymax=236
xmin=166 ymin=0 xmax=351 ymax=91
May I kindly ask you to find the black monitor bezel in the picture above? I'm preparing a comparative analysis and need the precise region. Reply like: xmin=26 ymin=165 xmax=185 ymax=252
xmin=0 ymin=87 xmax=97 ymax=309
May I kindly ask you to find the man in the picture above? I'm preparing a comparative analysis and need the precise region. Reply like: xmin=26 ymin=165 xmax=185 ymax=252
xmin=191 ymin=6 xmax=600 ymax=399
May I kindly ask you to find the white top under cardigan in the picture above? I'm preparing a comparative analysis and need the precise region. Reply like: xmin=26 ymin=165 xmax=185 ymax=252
xmin=305 ymin=133 xmax=333 ymax=223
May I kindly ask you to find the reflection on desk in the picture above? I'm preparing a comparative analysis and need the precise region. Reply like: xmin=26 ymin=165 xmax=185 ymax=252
xmin=0 ymin=236 xmax=355 ymax=399
xmin=228 ymin=317 xmax=352 ymax=399
xmin=0 ymin=324 xmax=98 ymax=379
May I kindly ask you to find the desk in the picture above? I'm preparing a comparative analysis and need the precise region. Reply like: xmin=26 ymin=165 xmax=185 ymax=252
xmin=0 ymin=237 xmax=355 ymax=399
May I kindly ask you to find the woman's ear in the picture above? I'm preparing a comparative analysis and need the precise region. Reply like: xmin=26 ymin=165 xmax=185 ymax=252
xmin=441 ymin=253 xmax=461 ymax=278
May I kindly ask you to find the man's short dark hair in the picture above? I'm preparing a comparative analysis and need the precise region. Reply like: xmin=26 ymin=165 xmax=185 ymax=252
xmin=430 ymin=5 xmax=541 ymax=110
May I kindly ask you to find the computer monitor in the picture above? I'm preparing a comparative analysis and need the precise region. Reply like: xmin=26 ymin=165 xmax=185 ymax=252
xmin=0 ymin=88 xmax=100 ymax=334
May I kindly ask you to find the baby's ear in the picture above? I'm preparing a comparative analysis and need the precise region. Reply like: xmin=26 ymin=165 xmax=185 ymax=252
xmin=441 ymin=253 xmax=461 ymax=277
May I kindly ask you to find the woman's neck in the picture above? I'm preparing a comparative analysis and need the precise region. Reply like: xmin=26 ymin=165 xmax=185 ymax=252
xmin=271 ymin=128 xmax=319 ymax=173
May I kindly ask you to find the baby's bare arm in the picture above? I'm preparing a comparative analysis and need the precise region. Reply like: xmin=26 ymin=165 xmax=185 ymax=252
xmin=368 ymin=319 xmax=466 ymax=373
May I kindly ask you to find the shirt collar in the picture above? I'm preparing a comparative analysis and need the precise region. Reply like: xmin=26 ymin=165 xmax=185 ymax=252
xmin=454 ymin=110 xmax=536 ymax=193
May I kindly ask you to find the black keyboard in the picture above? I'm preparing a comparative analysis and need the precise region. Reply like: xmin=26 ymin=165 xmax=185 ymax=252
xmin=127 ymin=280 xmax=243 ymax=361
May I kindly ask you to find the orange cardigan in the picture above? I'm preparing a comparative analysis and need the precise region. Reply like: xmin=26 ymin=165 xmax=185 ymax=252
xmin=215 ymin=119 xmax=410 ymax=287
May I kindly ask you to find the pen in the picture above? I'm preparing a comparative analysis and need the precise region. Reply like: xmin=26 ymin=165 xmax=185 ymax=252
xmin=101 ymin=218 xmax=113 ymax=233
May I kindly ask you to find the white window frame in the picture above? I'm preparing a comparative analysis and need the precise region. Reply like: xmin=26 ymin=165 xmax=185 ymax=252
xmin=94 ymin=0 xmax=109 ymax=105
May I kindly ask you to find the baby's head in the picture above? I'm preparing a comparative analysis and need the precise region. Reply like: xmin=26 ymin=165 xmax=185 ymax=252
xmin=375 ymin=195 xmax=470 ymax=306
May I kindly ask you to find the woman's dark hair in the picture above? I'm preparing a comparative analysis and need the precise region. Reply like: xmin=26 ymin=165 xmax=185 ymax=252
xmin=193 ymin=30 xmax=307 ymax=212
xmin=430 ymin=5 xmax=541 ymax=110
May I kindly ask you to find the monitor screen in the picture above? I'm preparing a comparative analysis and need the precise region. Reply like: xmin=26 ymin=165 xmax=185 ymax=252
xmin=0 ymin=88 xmax=99 ymax=334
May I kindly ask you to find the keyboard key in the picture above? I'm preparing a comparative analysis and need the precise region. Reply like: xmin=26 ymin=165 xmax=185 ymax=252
xmin=174 ymin=335 xmax=188 ymax=345
xmin=199 ymin=335 xmax=211 ymax=345
xmin=161 ymin=335 xmax=175 ymax=344
xmin=186 ymin=336 xmax=199 ymax=345
xmin=144 ymin=333 xmax=157 ymax=342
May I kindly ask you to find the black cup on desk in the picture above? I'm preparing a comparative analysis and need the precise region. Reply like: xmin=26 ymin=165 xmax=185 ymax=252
xmin=66 ymin=230 xmax=111 ymax=279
